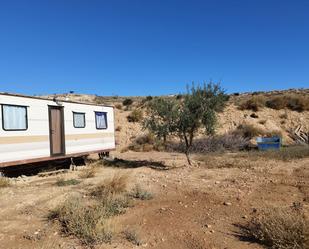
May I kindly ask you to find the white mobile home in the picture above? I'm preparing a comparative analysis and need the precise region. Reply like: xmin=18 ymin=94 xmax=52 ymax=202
xmin=0 ymin=93 xmax=115 ymax=167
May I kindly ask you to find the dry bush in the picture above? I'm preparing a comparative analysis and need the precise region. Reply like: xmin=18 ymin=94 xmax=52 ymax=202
xmin=266 ymin=96 xmax=289 ymax=110
xmin=56 ymin=178 xmax=81 ymax=187
xmin=287 ymin=95 xmax=309 ymax=112
xmin=91 ymin=173 xmax=129 ymax=198
xmin=0 ymin=177 xmax=10 ymax=188
xmin=127 ymin=109 xmax=143 ymax=123
xmin=130 ymin=184 xmax=153 ymax=200
xmin=128 ymin=133 xmax=165 ymax=152
xmin=79 ymin=166 xmax=97 ymax=179
xmin=255 ymin=146 xmax=309 ymax=161
xmin=115 ymin=103 xmax=122 ymax=110
xmin=234 ymin=124 xmax=282 ymax=138
xmin=123 ymin=229 xmax=142 ymax=246
xmin=239 ymin=96 xmax=266 ymax=111
xmin=172 ymin=133 xmax=250 ymax=153
xmin=115 ymin=126 xmax=122 ymax=132
xmin=122 ymin=98 xmax=133 ymax=107
xmin=266 ymin=94 xmax=309 ymax=112
xmin=239 ymin=206 xmax=309 ymax=249
xmin=48 ymin=197 xmax=114 ymax=245
xmin=234 ymin=124 xmax=265 ymax=138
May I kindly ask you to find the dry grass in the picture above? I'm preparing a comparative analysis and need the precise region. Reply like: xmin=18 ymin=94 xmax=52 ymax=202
xmin=123 ymin=229 xmax=142 ymax=246
xmin=49 ymin=173 xmax=138 ymax=246
xmin=0 ymin=177 xmax=10 ymax=188
xmin=234 ymin=124 xmax=282 ymax=138
xmin=127 ymin=109 xmax=143 ymax=123
xmin=115 ymin=103 xmax=122 ymax=110
xmin=130 ymin=184 xmax=153 ymax=200
xmin=91 ymin=173 xmax=129 ymax=198
xmin=239 ymin=96 xmax=266 ymax=111
xmin=56 ymin=178 xmax=81 ymax=187
xmin=250 ymin=146 xmax=309 ymax=161
xmin=238 ymin=206 xmax=309 ymax=249
xmin=48 ymin=197 xmax=114 ymax=245
xmin=239 ymin=93 xmax=309 ymax=112
xmin=79 ymin=166 xmax=97 ymax=179
xmin=128 ymin=133 xmax=165 ymax=152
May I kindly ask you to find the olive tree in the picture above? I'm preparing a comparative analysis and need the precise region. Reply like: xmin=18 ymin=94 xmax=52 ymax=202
xmin=143 ymin=82 xmax=228 ymax=165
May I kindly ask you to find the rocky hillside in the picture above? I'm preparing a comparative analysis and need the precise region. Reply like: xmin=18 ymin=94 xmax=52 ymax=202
xmin=43 ymin=88 xmax=309 ymax=149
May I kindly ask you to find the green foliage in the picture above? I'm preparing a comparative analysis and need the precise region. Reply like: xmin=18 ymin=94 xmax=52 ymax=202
xmin=144 ymin=82 xmax=228 ymax=164
xmin=143 ymin=97 xmax=178 ymax=142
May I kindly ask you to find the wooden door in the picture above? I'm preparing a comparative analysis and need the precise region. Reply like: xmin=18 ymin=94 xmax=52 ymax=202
xmin=49 ymin=106 xmax=65 ymax=156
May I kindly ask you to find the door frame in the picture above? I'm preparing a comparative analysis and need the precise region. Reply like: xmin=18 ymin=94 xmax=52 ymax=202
xmin=48 ymin=105 xmax=66 ymax=156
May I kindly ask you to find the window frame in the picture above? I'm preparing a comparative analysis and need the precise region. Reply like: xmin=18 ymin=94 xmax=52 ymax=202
xmin=94 ymin=111 xmax=108 ymax=130
xmin=1 ymin=104 xmax=28 ymax=131
xmin=72 ymin=111 xmax=86 ymax=128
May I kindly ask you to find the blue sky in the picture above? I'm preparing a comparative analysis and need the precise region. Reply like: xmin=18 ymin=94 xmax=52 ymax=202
xmin=0 ymin=0 xmax=308 ymax=96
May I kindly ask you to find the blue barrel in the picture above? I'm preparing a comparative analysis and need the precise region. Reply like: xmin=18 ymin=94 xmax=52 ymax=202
xmin=256 ymin=136 xmax=281 ymax=151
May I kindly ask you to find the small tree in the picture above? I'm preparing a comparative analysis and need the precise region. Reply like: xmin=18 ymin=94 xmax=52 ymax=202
xmin=143 ymin=82 xmax=228 ymax=165
xmin=143 ymin=97 xmax=178 ymax=142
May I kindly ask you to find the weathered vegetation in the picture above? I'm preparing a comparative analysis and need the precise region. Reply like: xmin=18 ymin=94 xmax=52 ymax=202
xmin=144 ymin=82 xmax=228 ymax=164
xmin=238 ymin=205 xmax=309 ymax=249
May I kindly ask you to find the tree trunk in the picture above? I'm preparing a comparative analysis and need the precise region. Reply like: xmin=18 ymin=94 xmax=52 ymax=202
xmin=183 ymin=133 xmax=192 ymax=165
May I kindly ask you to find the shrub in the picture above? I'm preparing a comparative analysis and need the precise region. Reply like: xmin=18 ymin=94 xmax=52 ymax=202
xmin=234 ymin=124 xmax=264 ymax=138
xmin=255 ymin=146 xmax=309 ymax=161
xmin=239 ymin=206 xmax=309 ymax=249
xmin=48 ymin=197 xmax=114 ymax=245
xmin=115 ymin=103 xmax=122 ymax=110
xmin=122 ymin=98 xmax=133 ymax=106
xmin=266 ymin=96 xmax=288 ymax=110
xmin=91 ymin=173 xmax=129 ymax=198
xmin=0 ymin=177 xmax=10 ymax=188
xmin=145 ymin=96 xmax=153 ymax=101
xmin=79 ymin=166 xmax=97 ymax=179
xmin=265 ymin=94 xmax=309 ymax=112
xmin=115 ymin=126 xmax=122 ymax=132
xmin=234 ymin=123 xmax=282 ymax=139
xmin=56 ymin=178 xmax=81 ymax=187
xmin=127 ymin=133 xmax=165 ymax=152
xmin=123 ymin=229 xmax=142 ymax=246
xmin=127 ymin=109 xmax=143 ymax=123
xmin=130 ymin=184 xmax=153 ymax=200
xmin=287 ymin=95 xmax=309 ymax=112
xmin=239 ymin=96 xmax=266 ymax=111
xmin=171 ymin=133 xmax=250 ymax=153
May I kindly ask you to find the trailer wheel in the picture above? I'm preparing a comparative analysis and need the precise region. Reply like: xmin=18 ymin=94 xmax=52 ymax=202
xmin=99 ymin=152 xmax=109 ymax=159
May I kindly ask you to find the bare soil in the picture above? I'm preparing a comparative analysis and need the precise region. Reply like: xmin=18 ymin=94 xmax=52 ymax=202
xmin=0 ymin=151 xmax=308 ymax=249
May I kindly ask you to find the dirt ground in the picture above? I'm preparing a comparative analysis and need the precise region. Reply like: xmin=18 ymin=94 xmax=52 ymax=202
xmin=0 ymin=150 xmax=308 ymax=249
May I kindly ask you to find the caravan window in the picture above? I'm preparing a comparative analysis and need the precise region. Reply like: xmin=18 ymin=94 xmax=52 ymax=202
xmin=2 ymin=104 xmax=28 ymax=131
xmin=95 ymin=112 xmax=107 ymax=129
xmin=73 ymin=112 xmax=86 ymax=128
